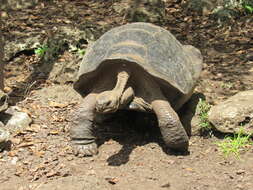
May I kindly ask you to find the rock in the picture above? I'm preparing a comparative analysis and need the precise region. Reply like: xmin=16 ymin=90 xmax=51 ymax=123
xmin=48 ymin=56 xmax=81 ymax=84
xmin=0 ymin=121 xmax=9 ymax=142
xmin=211 ymin=8 xmax=239 ymax=23
xmin=5 ymin=106 xmax=32 ymax=134
xmin=246 ymin=53 xmax=253 ymax=61
xmin=208 ymin=90 xmax=253 ymax=135
xmin=113 ymin=0 xmax=165 ymax=23
xmin=0 ymin=0 xmax=38 ymax=10
xmin=4 ymin=35 xmax=44 ymax=61
xmin=0 ymin=121 xmax=10 ymax=151
xmin=0 ymin=107 xmax=32 ymax=151
xmin=184 ymin=0 xmax=218 ymax=15
xmin=0 ymin=34 xmax=4 ymax=90
xmin=0 ymin=90 xmax=9 ymax=112
xmin=4 ymin=25 xmax=96 ymax=61
xmin=44 ymin=26 xmax=99 ymax=84
xmin=10 ymin=156 xmax=18 ymax=165
xmin=113 ymin=1 xmax=129 ymax=14
xmin=190 ymin=116 xmax=203 ymax=136
xmin=185 ymin=0 xmax=241 ymax=22
xmin=3 ymin=24 xmax=98 ymax=84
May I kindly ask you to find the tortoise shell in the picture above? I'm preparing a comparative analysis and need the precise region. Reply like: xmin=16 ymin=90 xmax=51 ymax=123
xmin=74 ymin=22 xmax=202 ymax=101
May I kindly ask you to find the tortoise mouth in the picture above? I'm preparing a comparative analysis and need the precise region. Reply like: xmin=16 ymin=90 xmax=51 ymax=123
xmin=95 ymin=105 xmax=118 ymax=114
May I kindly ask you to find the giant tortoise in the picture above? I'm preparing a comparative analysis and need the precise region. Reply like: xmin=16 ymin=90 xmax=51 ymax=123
xmin=70 ymin=22 xmax=203 ymax=156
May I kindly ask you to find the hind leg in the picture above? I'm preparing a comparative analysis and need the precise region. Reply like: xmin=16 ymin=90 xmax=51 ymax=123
xmin=70 ymin=93 xmax=98 ymax=156
xmin=137 ymin=72 xmax=189 ymax=151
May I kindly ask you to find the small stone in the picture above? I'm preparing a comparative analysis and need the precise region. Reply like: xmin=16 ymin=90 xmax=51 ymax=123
xmin=0 ymin=11 xmax=8 ymax=18
xmin=5 ymin=107 xmax=32 ymax=134
xmin=11 ymin=157 xmax=19 ymax=165
xmin=236 ymin=170 xmax=245 ymax=175
xmin=0 ymin=125 xmax=10 ymax=143
xmin=0 ymin=90 xmax=8 ymax=112
xmin=246 ymin=54 xmax=253 ymax=61
xmin=217 ymin=73 xmax=223 ymax=77
xmin=236 ymin=184 xmax=244 ymax=190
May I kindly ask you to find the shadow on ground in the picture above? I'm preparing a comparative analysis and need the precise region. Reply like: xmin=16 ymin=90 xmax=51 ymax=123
xmin=93 ymin=98 xmax=203 ymax=167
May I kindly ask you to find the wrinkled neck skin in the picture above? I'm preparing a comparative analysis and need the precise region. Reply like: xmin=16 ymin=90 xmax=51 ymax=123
xmin=113 ymin=65 xmax=131 ymax=95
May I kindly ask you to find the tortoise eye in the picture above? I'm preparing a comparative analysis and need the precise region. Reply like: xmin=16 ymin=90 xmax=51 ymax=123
xmin=0 ymin=95 xmax=7 ymax=106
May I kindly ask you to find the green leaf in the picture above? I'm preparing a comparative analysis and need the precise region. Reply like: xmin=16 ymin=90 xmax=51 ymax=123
xmin=244 ymin=5 xmax=253 ymax=13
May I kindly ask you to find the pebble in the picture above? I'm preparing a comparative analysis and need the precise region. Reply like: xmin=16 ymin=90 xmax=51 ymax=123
xmin=236 ymin=169 xmax=246 ymax=175
xmin=11 ymin=157 xmax=19 ymax=165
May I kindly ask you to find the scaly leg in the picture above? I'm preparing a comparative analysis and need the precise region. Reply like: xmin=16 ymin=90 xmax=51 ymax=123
xmin=70 ymin=93 xmax=98 ymax=156
xmin=152 ymin=99 xmax=189 ymax=151
xmin=120 ymin=87 xmax=135 ymax=107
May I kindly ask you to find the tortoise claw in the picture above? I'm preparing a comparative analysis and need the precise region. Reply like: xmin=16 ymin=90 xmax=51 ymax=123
xmin=72 ymin=143 xmax=98 ymax=157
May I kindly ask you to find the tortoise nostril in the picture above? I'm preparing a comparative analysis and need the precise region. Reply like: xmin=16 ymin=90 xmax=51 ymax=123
xmin=0 ymin=95 xmax=7 ymax=106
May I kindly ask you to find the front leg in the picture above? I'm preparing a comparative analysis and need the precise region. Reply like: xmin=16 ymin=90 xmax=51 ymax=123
xmin=152 ymin=99 xmax=189 ymax=152
xmin=70 ymin=93 xmax=98 ymax=156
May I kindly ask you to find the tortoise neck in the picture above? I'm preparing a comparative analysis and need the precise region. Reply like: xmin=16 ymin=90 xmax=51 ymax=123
xmin=113 ymin=66 xmax=131 ymax=95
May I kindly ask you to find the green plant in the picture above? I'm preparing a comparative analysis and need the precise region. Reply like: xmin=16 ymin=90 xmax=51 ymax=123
xmin=69 ymin=45 xmax=86 ymax=57
xmin=212 ymin=0 xmax=253 ymax=15
xmin=196 ymin=98 xmax=212 ymax=132
xmin=221 ymin=82 xmax=234 ymax=89
xmin=77 ymin=48 xmax=86 ymax=56
xmin=34 ymin=45 xmax=49 ymax=57
xmin=226 ymin=0 xmax=253 ymax=14
xmin=216 ymin=129 xmax=252 ymax=158
xmin=243 ymin=3 xmax=253 ymax=13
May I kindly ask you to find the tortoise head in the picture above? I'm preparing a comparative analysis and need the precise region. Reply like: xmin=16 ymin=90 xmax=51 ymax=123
xmin=95 ymin=91 xmax=120 ymax=113
xmin=183 ymin=45 xmax=203 ymax=80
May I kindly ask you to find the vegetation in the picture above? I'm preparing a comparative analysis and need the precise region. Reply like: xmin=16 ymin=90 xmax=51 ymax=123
xmin=77 ymin=48 xmax=86 ymax=56
xmin=196 ymin=98 xmax=212 ymax=134
xmin=219 ymin=0 xmax=253 ymax=14
xmin=34 ymin=44 xmax=49 ymax=57
xmin=216 ymin=129 xmax=252 ymax=158
xmin=221 ymin=82 xmax=234 ymax=89
xmin=243 ymin=1 xmax=253 ymax=13
xmin=69 ymin=45 xmax=86 ymax=57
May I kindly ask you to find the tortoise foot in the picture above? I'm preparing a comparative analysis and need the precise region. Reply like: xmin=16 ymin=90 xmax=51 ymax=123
xmin=72 ymin=142 xmax=98 ymax=157
xmin=161 ymin=121 xmax=189 ymax=152
xmin=165 ymin=134 xmax=189 ymax=152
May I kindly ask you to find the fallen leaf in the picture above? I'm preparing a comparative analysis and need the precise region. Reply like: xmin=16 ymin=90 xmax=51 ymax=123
xmin=105 ymin=177 xmax=119 ymax=185
xmin=52 ymin=115 xmax=66 ymax=122
xmin=4 ymin=86 xmax=12 ymax=93
xmin=31 ymin=103 xmax=41 ymax=110
xmin=25 ymin=124 xmax=41 ymax=132
xmin=46 ymin=170 xmax=60 ymax=178
xmin=20 ymin=108 xmax=32 ymax=116
xmin=48 ymin=130 xmax=59 ymax=135
xmin=8 ymin=150 xmax=18 ymax=157
xmin=185 ymin=167 xmax=194 ymax=172
xmin=33 ymin=150 xmax=45 ymax=157
xmin=11 ymin=138 xmax=22 ymax=145
xmin=49 ymin=101 xmax=68 ymax=108
xmin=17 ymin=142 xmax=34 ymax=148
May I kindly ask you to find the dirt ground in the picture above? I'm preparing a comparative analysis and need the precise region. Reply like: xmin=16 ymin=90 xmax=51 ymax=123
xmin=1 ymin=0 xmax=253 ymax=190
